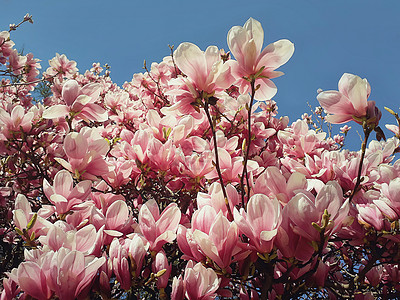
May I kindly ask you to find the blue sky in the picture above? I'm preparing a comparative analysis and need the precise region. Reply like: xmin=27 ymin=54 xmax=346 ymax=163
xmin=2 ymin=0 xmax=400 ymax=150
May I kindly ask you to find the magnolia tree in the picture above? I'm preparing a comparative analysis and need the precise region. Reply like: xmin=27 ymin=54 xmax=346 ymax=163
xmin=1 ymin=15 xmax=400 ymax=300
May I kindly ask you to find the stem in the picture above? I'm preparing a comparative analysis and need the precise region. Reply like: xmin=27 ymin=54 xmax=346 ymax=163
xmin=349 ymin=122 xmax=372 ymax=202
xmin=240 ymin=79 xmax=256 ymax=207
xmin=203 ymin=100 xmax=234 ymax=221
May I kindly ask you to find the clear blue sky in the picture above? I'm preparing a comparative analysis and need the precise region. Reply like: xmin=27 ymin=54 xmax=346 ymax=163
xmin=2 ymin=0 xmax=400 ymax=150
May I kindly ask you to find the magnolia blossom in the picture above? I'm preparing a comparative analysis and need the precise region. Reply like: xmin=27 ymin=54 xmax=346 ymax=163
xmin=184 ymin=260 xmax=220 ymax=300
xmin=284 ymin=181 xmax=350 ymax=242
xmin=43 ymin=79 xmax=107 ymax=123
xmin=138 ymin=199 xmax=181 ymax=252
xmin=38 ymin=222 xmax=98 ymax=254
xmin=152 ymin=250 xmax=172 ymax=289
xmin=0 ymin=105 xmax=34 ymax=138
xmin=165 ymin=42 xmax=235 ymax=115
xmin=55 ymin=127 xmax=110 ymax=180
xmin=13 ymin=194 xmax=51 ymax=240
xmin=9 ymin=248 xmax=105 ymax=300
xmin=174 ymin=42 xmax=234 ymax=94
xmin=227 ymin=17 xmax=294 ymax=100
xmin=317 ymin=73 xmax=381 ymax=125
xmin=45 ymin=53 xmax=78 ymax=78
xmin=43 ymin=170 xmax=91 ymax=215
xmin=253 ymin=166 xmax=307 ymax=204
xmin=234 ymin=194 xmax=282 ymax=254
xmin=190 ymin=206 xmax=239 ymax=270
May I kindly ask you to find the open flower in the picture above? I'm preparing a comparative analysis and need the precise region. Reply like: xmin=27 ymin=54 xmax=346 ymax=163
xmin=165 ymin=42 xmax=235 ymax=116
xmin=43 ymin=79 xmax=107 ymax=123
xmin=227 ymin=17 xmax=294 ymax=100
xmin=317 ymin=73 xmax=381 ymax=125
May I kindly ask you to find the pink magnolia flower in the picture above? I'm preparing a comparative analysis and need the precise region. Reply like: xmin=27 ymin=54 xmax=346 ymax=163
xmin=277 ymin=119 xmax=327 ymax=158
xmin=103 ymin=199 xmax=133 ymax=242
xmin=118 ymin=129 xmax=154 ymax=166
xmin=275 ymin=214 xmax=316 ymax=262
xmin=197 ymin=182 xmax=240 ymax=219
xmin=317 ymin=73 xmax=381 ymax=125
xmin=138 ymin=199 xmax=181 ymax=252
xmin=192 ymin=206 xmax=239 ymax=270
xmin=55 ymin=127 xmax=110 ymax=180
xmin=0 ymin=31 xmax=15 ymax=64
xmin=148 ymin=139 xmax=177 ymax=171
xmin=10 ymin=247 xmax=105 ymax=300
xmin=171 ymin=275 xmax=184 ymax=300
xmin=374 ymin=178 xmax=400 ymax=220
xmin=109 ymin=239 xmax=132 ymax=290
xmin=38 ymin=222 xmax=98 ymax=254
xmin=184 ymin=260 xmax=221 ymax=300
xmin=47 ymin=248 xmax=106 ymax=300
xmin=357 ymin=203 xmax=384 ymax=231
xmin=43 ymin=170 xmax=91 ymax=215
xmin=8 ymin=49 xmax=27 ymax=76
xmin=0 ymin=105 xmax=34 ymax=138
xmin=177 ymin=205 xmax=217 ymax=263
xmin=205 ymin=148 xmax=259 ymax=183
xmin=227 ymin=17 xmax=294 ymax=100
xmin=45 ymin=53 xmax=78 ymax=79
xmin=174 ymin=42 xmax=235 ymax=94
xmin=253 ymin=166 xmax=307 ymax=204
xmin=43 ymin=79 xmax=107 ymax=123
xmin=109 ymin=234 xmax=149 ymax=290
xmin=284 ymin=181 xmax=350 ymax=242
xmin=179 ymin=151 xmax=215 ymax=180
xmin=103 ymin=159 xmax=133 ymax=189
xmin=13 ymin=194 xmax=51 ymax=240
xmin=234 ymin=194 xmax=282 ymax=254
xmin=152 ymin=250 xmax=172 ymax=289
xmin=12 ymin=261 xmax=52 ymax=300
xmin=0 ymin=277 xmax=20 ymax=300
xmin=126 ymin=234 xmax=150 ymax=277
xmin=165 ymin=42 xmax=235 ymax=115
xmin=24 ymin=53 xmax=41 ymax=83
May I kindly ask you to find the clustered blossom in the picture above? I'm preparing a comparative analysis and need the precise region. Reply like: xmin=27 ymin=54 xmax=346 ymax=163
xmin=1 ymin=16 xmax=400 ymax=300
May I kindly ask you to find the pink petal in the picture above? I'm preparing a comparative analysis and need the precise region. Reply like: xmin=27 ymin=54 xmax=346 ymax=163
xmin=69 ymin=180 xmax=91 ymax=200
xmin=62 ymin=80 xmax=80 ymax=106
xmin=76 ymin=256 xmax=106 ymax=296
xmin=254 ymin=77 xmax=277 ymax=100
xmin=257 ymin=39 xmax=295 ymax=70
xmin=106 ymin=200 xmax=129 ymax=229
xmin=80 ymin=82 xmax=101 ymax=99
xmin=139 ymin=202 xmax=157 ymax=243
xmin=17 ymin=262 xmax=51 ymax=300
xmin=174 ymin=43 xmax=207 ymax=88
xmin=76 ymin=225 xmax=97 ymax=252
xmin=338 ymin=73 xmax=369 ymax=115
xmin=156 ymin=203 xmax=181 ymax=235
xmin=64 ymin=132 xmax=88 ymax=159
xmin=79 ymin=104 xmax=108 ymax=122
xmin=42 ymin=105 xmax=69 ymax=119
xmin=53 ymin=170 xmax=73 ymax=196
xmin=243 ymin=17 xmax=264 ymax=54
xmin=325 ymin=114 xmax=353 ymax=124
xmin=317 ymin=90 xmax=355 ymax=115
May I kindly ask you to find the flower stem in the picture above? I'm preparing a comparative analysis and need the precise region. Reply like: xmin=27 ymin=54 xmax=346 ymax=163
xmin=349 ymin=122 xmax=372 ymax=202
xmin=240 ymin=79 xmax=256 ymax=208
xmin=204 ymin=99 xmax=234 ymax=221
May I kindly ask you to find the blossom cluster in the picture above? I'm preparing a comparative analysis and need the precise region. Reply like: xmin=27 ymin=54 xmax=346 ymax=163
xmin=1 ymin=16 xmax=400 ymax=299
